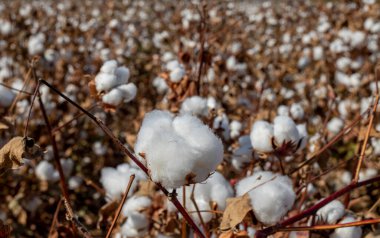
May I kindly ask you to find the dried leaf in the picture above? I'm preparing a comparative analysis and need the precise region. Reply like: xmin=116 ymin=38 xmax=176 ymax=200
xmin=220 ymin=194 xmax=252 ymax=231
xmin=97 ymin=200 xmax=119 ymax=230
xmin=136 ymin=180 xmax=156 ymax=197
xmin=358 ymin=127 xmax=380 ymax=141
xmin=0 ymin=137 xmax=42 ymax=175
xmin=0 ymin=117 xmax=13 ymax=131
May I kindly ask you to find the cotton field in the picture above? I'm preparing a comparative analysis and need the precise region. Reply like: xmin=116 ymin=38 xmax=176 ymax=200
xmin=1 ymin=0 xmax=380 ymax=238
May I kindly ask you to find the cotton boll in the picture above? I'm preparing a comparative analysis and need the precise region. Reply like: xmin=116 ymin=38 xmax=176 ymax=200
xmin=0 ymin=85 xmax=15 ymax=107
xmin=120 ymin=214 xmax=148 ymax=237
xmin=273 ymin=116 xmax=300 ymax=146
xmin=277 ymin=105 xmax=289 ymax=117
xmin=250 ymin=121 xmax=274 ymax=153
xmin=290 ymin=103 xmax=304 ymax=120
xmin=180 ymin=96 xmax=208 ymax=117
xmin=213 ymin=113 xmax=230 ymax=140
xmin=330 ymin=216 xmax=362 ymax=238
xmin=336 ymin=57 xmax=351 ymax=71
xmin=316 ymin=200 xmax=345 ymax=224
xmin=152 ymin=77 xmax=168 ymax=94
xmin=313 ymin=46 xmax=324 ymax=60
xmin=122 ymin=195 xmax=152 ymax=217
xmin=230 ymin=120 xmax=242 ymax=139
xmin=68 ymin=176 xmax=83 ymax=190
xmin=359 ymin=168 xmax=378 ymax=182
xmin=166 ymin=60 xmax=180 ymax=71
xmin=169 ymin=66 xmax=185 ymax=83
xmin=135 ymin=110 xmax=223 ymax=189
xmin=115 ymin=66 xmax=130 ymax=84
xmin=296 ymin=124 xmax=308 ymax=151
xmin=28 ymin=33 xmax=45 ymax=55
xmin=327 ymin=117 xmax=344 ymax=135
xmin=60 ymin=158 xmax=74 ymax=178
xmin=117 ymin=83 xmax=137 ymax=102
xmin=100 ymin=60 xmax=117 ymax=74
xmin=349 ymin=31 xmax=365 ymax=48
xmin=35 ymin=160 xmax=59 ymax=182
xmin=102 ymin=87 xmax=124 ymax=105
xmin=236 ymin=171 xmax=295 ymax=225
xmin=95 ymin=73 xmax=118 ymax=92
xmin=92 ymin=141 xmax=107 ymax=156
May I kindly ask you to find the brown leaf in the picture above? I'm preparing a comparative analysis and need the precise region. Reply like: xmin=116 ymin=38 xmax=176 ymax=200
xmin=0 ymin=117 xmax=13 ymax=131
xmin=358 ymin=127 xmax=380 ymax=141
xmin=97 ymin=200 xmax=119 ymax=230
xmin=0 ymin=137 xmax=42 ymax=175
xmin=220 ymin=194 xmax=252 ymax=231
xmin=136 ymin=180 xmax=156 ymax=197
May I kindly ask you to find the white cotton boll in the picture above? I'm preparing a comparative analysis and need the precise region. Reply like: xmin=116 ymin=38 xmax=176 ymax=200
xmin=152 ymin=77 xmax=168 ymax=94
xmin=296 ymin=124 xmax=308 ymax=151
xmin=213 ymin=113 xmax=230 ymax=140
xmin=327 ymin=117 xmax=344 ymax=135
xmin=120 ymin=214 xmax=148 ymax=237
xmin=180 ymin=96 xmax=208 ymax=117
xmin=336 ymin=57 xmax=351 ymax=71
xmin=28 ymin=33 xmax=45 ymax=55
xmin=60 ymin=158 xmax=74 ymax=178
xmin=273 ymin=116 xmax=300 ymax=146
xmin=169 ymin=66 xmax=185 ymax=83
xmin=330 ymin=216 xmax=362 ymax=238
xmin=102 ymin=87 xmax=124 ymax=106
xmin=371 ymin=138 xmax=380 ymax=155
xmin=290 ymin=103 xmax=304 ymax=120
xmin=68 ymin=176 xmax=83 ymax=190
xmin=207 ymin=96 xmax=218 ymax=110
xmin=0 ymin=20 xmax=11 ymax=35
xmin=230 ymin=120 xmax=242 ymax=139
xmin=135 ymin=111 xmax=223 ymax=189
xmin=117 ymin=83 xmax=137 ymax=102
xmin=364 ymin=18 xmax=375 ymax=31
xmin=94 ymin=73 xmax=118 ymax=92
xmin=122 ymin=195 xmax=152 ymax=217
xmin=12 ymin=79 xmax=24 ymax=91
xmin=316 ymin=200 xmax=345 ymax=224
xmin=100 ymin=164 xmax=141 ymax=200
xmin=313 ymin=46 xmax=324 ymax=60
xmin=359 ymin=168 xmax=377 ymax=182
xmin=226 ymin=56 xmax=237 ymax=71
xmin=35 ymin=160 xmax=59 ymax=182
xmin=92 ymin=141 xmax=107 ymax=156
xmin=232 ymin=136 xmax=253 ymax=171
xmin=0 ymin=85 xmax=15 ymax=107
xmin=350 ymin=31 xmax=366 ymax=48
xmin=100 ymin=60 xmax=118 ymax=74
xmin=277 ymin=105 xmax=289 ymax=116
xmin=297 ymin=55 xmax=310 ymax=70
xmin=236 ymin=171 xmax=295 ymax=225
xmin=166 ymin=60 xmax=180 ymax=71
xmin=250 ymin=121 xmax=274 ymax=153
xmin=115 ymin=66 xmax=130 ymax=84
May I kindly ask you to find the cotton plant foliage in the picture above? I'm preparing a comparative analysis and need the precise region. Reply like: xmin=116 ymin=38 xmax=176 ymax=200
xmin=134 ymin=110 xmax=224 ymax=189
xmin=236 ymin=171 xmax=296 ymax=225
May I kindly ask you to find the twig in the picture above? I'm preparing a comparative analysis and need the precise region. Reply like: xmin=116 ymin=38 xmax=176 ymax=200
xmin=48 ymin=199 xmax=63 ymax=238
xmin=190 ymin=184 xmax=209 ymax=238
xmin=182 ymin=186 xmax=187 ymax=238
xmin=106 ymin=174 xmax=135 ymax=238
xmin=37 ymin=79 xmax=206 ymax=238
xmin=63 ymin=198 xmax=93 ymax=238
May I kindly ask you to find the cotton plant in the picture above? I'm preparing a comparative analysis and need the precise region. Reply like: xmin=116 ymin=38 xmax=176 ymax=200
xmin=100 ymin=163 xmax=147 ymax=201
xmin=134 ymin=110 xmax=223 ymax=189
xmin=92 ymin=60 xmax=137 ymax=107
xmin=167 ymin=171 xmax=234 ymax=224
xmin=236 ymin=171 xmax=296 ymax=225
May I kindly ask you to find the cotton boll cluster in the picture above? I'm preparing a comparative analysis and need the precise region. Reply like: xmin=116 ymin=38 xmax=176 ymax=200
xmin=134 ymin=110 xmax=223 ymax=189
xmin=168 ymin=172 xmax=234 ymax=224
xmin=236 ymin=171 xmax=295 ymax=225
xmin=316 ymin=200 xmax=345 ymax=224
xmin=180 ymin=96 xmax=208 ymax=117
xmin=330 ymin=216 xmax=362 ymax=238
xmin=250 ymin=116 xmax=307 ymax=154
xmin=100 ymin=163 xmax=146 ymax=201
xmin=117 ymin=195 xmax=152 ymax=238
xmin=94 ymin=60 xmax=137 ymax=107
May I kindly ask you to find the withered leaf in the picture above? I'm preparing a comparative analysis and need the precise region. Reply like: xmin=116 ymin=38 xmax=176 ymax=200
xmin=0 ymin=117 xmax=13 ymax=131
xmin=136 ymin=180 xmax=156 ymax=197
xmin=97 ymin=200 xmax=119 ymax=230
xmin=220 ymin=194 xmax=252 ymax=231
xmin=0 ymin=137 xmax=42 ymax=175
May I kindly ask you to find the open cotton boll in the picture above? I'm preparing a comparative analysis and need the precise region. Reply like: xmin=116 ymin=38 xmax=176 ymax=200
xmin=250 ymin=121 xmax=274 ymax=153
xmin=35 ymin=160 xmax=59 ymax=182
xmin=296 ymin=124 xmax=308 ymax=151
xmin=327 ymin=117 xmax=344 ymax=135
xmin=316 ymin=200 xmax=345 ymax=224
xmin=180 ymin=96 xmax=208 ymax=117
xmin=277 ymin=105 xmax=289 ymax=116
xmin=232 ymin=135 xmax=253 ymax=171
xmin=122 ymin=195 xmax=152 ymax=217
xmin=120 ymin=213 xmax=149 ymax=237
xmin=95 ymin=73 xmax=118 ymax=92
xmin=273 ymin=116 xmax=300 ymax=146
xmin=0 ymin=85 xmax=16 ymax=107
xmin=290 ymin=103 xmax=304 ymax=120
xmin=213 ymin=113 xmax=230 ymax=140
xmin=169 ymin=66 xmax=185 ymax=83
xmin=102 ymin=83 xmax=137 ymax=106
xmin=100 ymin=163 xmax=145 ymax=200
xmin=330 ymin=216 xmax=362 ymax=238
xmin=134 ymin=110 xmax=223 ymax=189
xmin=60 ymin=158 xmax=74 ymax=178
xmin=100 ymin=60 xmax=118 ymax=74
xmin=115 ymin=66 xmax=130 ymax=83
xmin=165 ymin=60 xmax=180 ymax=71
xmin=230 ymin=120 xmax=242 ymax=139
xmin=236 ymin=171 xmax=295 ymax=225
xmin=152 ymin=76 xmax=168 ymax=94
xmin=359 ymin=168 xmax=378 ymax=182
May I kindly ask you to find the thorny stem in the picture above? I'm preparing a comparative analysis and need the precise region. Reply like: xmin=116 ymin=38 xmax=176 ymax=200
xmin=106 ymin=174 xmax=135 ymax=238
xmin=37 ymin=79 xmax=206 ymax=238
xmin=254 ymin=175 xmax=380 ymax=238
